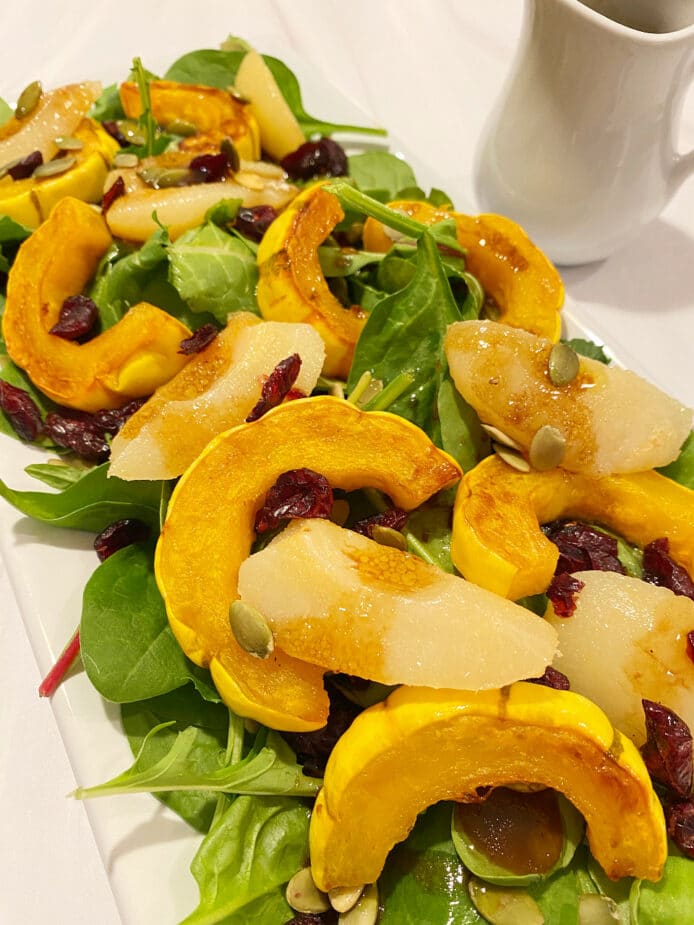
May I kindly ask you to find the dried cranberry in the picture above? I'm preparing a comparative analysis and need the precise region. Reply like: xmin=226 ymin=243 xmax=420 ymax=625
xmin=245 ymin=354 xmax=302 ymax=423
xmin=94 ymin=518 xmax=149 ymax=562
xmin=234 ymin=205 xmax=279 ymax=242
xmin=178 ymin=323 xmax=218 ymax=355
xmin=188 ymin=151 xmax=231 ymax=183
xmin=0 ymin=380 xmax=44 ymax=441
xmin=49 ymin=294 xmax=99 ymax=341
xmin=643 ymin=537 xmax=694 ymax=601
xmin=526 ymin=666 xmax=571 ymax=690
xmin=352 ymin=507 xmax=409 ymax=538
xmin=666 ymin=800 xmax=694 ymax=857
xmin=280 ymin=137 xmax=348 ymax=181
xmin=688 ymin=630 xmax=694 ymax=665
xmin=546 ymin=572 xmax=585 ymax=617
xmin=91 ymin=397 xmax=147 ymax=436
xmin=101 ymin=120 xmax=129 ymax=147
xmin=543 ymin=520 xmax=625 ymax=576
xmin=8 ymin=150 xmax=42 ymax=179
xmin=44 ymin=412 xmax=110 ymax=463
xmin=284 ymin=912 xmax=338 ymax=925
xmin=281 ymin=678 xmax=362 ymax=778
xmin=254 ymin=468 xmax=333 ymax=533
xmin=641 ymin=699 xmax=693 ymax=799
xmin=102 ymin=174 xmax=126 ymax=212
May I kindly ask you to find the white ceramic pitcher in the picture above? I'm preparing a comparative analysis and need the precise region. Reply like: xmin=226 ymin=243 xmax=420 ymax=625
xmin=473 ymin=0 xmax=694 ymax=265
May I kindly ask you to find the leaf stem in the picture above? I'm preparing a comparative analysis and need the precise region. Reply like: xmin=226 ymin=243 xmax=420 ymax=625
xmin=364 ymin=370 xmax=415 ymax=412
xmin=38 ymin=627 xmax=81 ymax=697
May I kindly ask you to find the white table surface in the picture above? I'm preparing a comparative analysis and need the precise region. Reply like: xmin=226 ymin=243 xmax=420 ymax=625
xmin=1 ymin=2 xmax=693 ymax=923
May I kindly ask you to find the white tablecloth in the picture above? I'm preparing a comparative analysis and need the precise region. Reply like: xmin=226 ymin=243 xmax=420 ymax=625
xmin=1 ymin=2 xmax=692 ymax=922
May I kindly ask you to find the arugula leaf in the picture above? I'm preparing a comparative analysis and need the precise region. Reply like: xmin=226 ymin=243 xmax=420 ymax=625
xmin=164 ymin=48 xmax=385 ymax=138
xmin=168 ymin=222 xmax=259 ymax=321
xmin=120 ymin=688 xmax=231 ymax=832
xmin=80 ymin=543 xmax=219 ymax=703
xmin=180 ymin=794 xmax=311 ymax=925
xmin=0 ymin=462 xmax=162 ymax=531
xmin=565 ymin=337 xmax=610 ymax=365
xmin=379 ymin=802 xmax=481 ymax=923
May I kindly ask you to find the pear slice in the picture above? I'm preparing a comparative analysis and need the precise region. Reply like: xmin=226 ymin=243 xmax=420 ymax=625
xmin=445 ymin=320 xmax=692 ymax=477
xmin=237 ymin=518 xmax=558 ymax=690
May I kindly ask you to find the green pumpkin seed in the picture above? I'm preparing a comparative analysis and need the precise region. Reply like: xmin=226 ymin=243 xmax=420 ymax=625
xmin=155 ymin=167 xmax=196 ymax=188
xmin=577 ymin=894 xmax=621 ymax=924
xmin=329 ymin=885 xmax=364 ymax=913
xmin=548 ymin=342 xmax=580 ymax=386
xmin=33 ymin=155 xmax=77 ymax=178
xmin=113 ymin=152 xmax=139 ymax=169
xmin=468 ymin=879 xmax=544 ymax=925
xmin=286 ymin=867 xmax=330 ymax=914
xmin=165 ymin=118 xmax=198 ymax=137
xmin=228 ymin=600 xmax=274 ymax=659
xmin=529 ymin=425 xmax=566 ymax=471
xmin=118 ymin=119 xmax=146 ymax=146
xmin=481 ymin=423 xmax=523 ymax=451
xmin=221 ymin=136 xmax=241 ymax=172
xmin=54 ymin=135 xmax=84 ymax=151
xmin=371 ymin=525 xmax=408 ymax=551
xmin=493 ymin=444 xmax=531 ymax=473
xmin=338 ymin=883 xmax=379 ymax=924
xmin=15 ymin=80 xmax=42 ymax=119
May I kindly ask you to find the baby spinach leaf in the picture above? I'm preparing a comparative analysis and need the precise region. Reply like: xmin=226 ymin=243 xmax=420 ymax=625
xmin=0 ymin=462 xmax=162 ymax=531
xmin=23 ymin=461 xmax=90 ymax=490
xmin=168 ymin=222 xmax=259 ymax=320
xmin=379 ymin=802 xmax=481 ymax=923
xmin=80 ymin=543 xmax=218 ymax=703
xmin=405 ymin=490 xmax=456 ymax=573
xmin=630 ymin=849 xmax=694 ymax=924
xmin=120 ymin=688 xmax=230 ymax=832
xmin=90 ymin=82 xmax=125 ymax=121
xmin=180 ymin=794 xmax=311 ymax=925
xmin=658 ymin=430 xmax=694 ymax=489
xmin=0 ymin=97 xmax=13 ymax=127
xmin=348 ymin=151 xmax=418 ymax=201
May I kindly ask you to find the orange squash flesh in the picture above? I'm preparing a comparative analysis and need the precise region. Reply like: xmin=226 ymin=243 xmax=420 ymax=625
xmin=309 ymin=683 xmax=667 ymax=891
xmin=256 ymin=184 xmax=367 ymax=379
xmin=155 ymin=396 xmax=462 ymax=731
xmin=451 ymin=454 xmax=694 ymax=599
xmin=362 ymin=200 xmax=564 ymax=341
xmin=2 ymin=196 xmax=191 ymax=412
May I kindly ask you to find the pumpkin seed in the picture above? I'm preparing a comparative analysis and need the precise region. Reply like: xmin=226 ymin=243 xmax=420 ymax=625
xmin=468 ymin=879 xmax=544 ymax=925
xmin=493 ymin=443 xmax=531 ymax=473
xmin=33 ymin=155 xmax=76 ymax=178
xmin=165 ymin=118 xmax=198 ymax=137
xmin=15 ymin=80 xmax=42 ymax=119
xmin=529 ymin=425 xmax=566 ymax=471
xmin=548 ymin=342 xmax=580 ymax=386
xmin=338 ymin=883 xmax=379 ymax=925
xmin=329 ymin=885 xmax=364 ymax=913
xmin=577 ymin=894 xmax=621 ymax=924
xmin=286 ymin=867 xmax=331 ymax=914
xmin=481 ymin=423 xmax=523 ymax=451
xmin=156 ymin=167 xmax=196 ymax=188
xmin=221 ymin=136 xmax=241 ymax=172
xmin=54 ymin=135 xmax=84 ymax=151
xmin=113 ymin=152 xmax=139 ymax=169
xmin=371 ymin=525 xmax=408 ymax=551
xmin=228 ymin=600 xmax=274 ymax=659
xmin=118 ymin=119 xmax=146 ymax=146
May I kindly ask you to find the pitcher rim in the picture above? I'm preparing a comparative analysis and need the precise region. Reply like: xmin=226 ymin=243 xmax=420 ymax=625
xmin=558 ymin=0 xmax=694 ymax=42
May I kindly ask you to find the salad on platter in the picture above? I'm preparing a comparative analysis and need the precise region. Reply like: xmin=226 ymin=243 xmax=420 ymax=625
xmin=1 ymin=34 xmax=694 ymax=925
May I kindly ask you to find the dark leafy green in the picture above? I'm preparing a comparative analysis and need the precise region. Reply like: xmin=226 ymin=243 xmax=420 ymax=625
xmin=658 ymin=430 xmax=694 ymax=489
xmin=80 ymin=543 xmax=218 ymax=703
xmin=180 ymin=795 xmax=311 ymax=925
xmin=630 ymin=849 xmax=694 ymax=924
xmin=348 ymin=150 xmax=418 ymax=201
xmin=565 ymin=337 xmax=610 ymax=365
xmin=24 ymin=461 xmax=90 ymax=490
xmin=0 ymin=462 xmax=162 ymax=531
xmin=0 ymin=97 xmax=13 ymax=127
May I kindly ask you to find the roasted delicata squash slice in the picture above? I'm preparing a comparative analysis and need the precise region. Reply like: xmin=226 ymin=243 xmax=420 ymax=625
xmin=2 ymin=196 xmax=191 ymax=412
xmin=309 ymin=683 xmax=668 ymax=892
xmin=237 ymin=518 xmax=558 ymax=690
xmin=256 ymin=183 xmax=368 ymax=379
xmin=445 ymin=320 xmax=692 ymax=477
xmin=154 ymin=396 xmax=462 ymax=731
xmin=451 ymin=453 xmax=694 ymax=599
xmin=119 ymin=78 xmax=261 ymax=160
xmin=362 ymin=199 xmax=564 ymax=341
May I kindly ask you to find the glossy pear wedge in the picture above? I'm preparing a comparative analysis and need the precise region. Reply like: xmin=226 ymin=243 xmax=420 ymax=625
xmin=155 ymin=396 xmax=462 ymax=731
xmin=237 ymin=519 xmax=558 ymax=690
xmin=445 ymin=320 xmax=692 ymax=477
xmin=309 ymin=684 xmax=667 ymax=892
